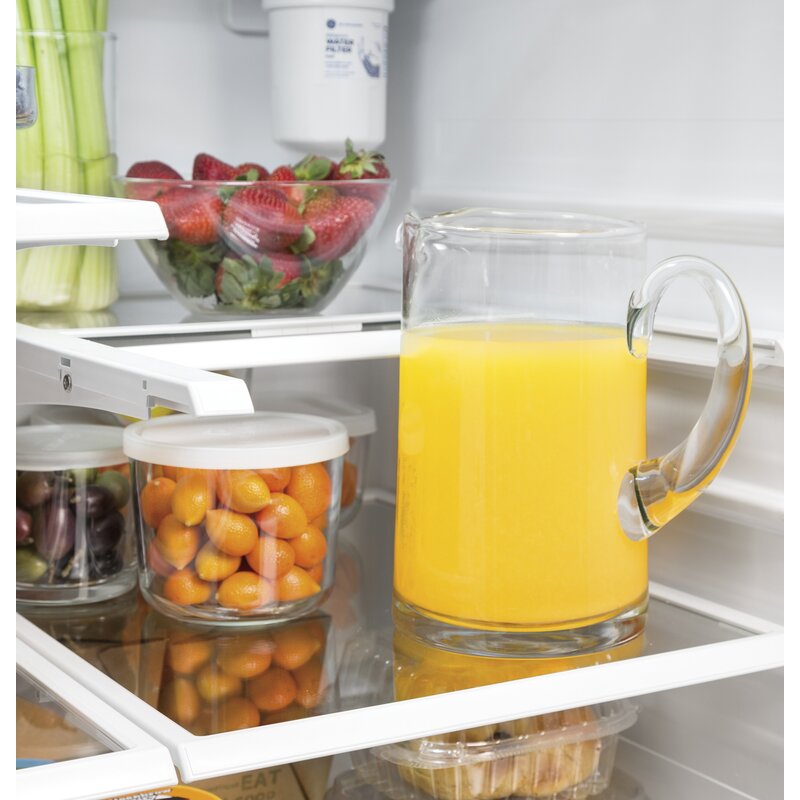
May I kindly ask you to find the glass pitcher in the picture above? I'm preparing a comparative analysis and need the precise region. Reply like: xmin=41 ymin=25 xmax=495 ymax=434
xmin=394 ymin=209 xmax=751 ymax=656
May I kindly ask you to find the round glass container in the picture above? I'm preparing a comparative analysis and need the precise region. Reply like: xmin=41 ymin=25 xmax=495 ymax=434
xmin=16 ymin=424 xmax=136 ymax=605
xmin=124 ymin=412 xmax=348 ymax=624
xmin=256 ymin=393 xmax=376 ymax=527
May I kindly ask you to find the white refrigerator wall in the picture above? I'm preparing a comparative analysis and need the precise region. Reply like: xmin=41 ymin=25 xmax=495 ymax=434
xmin=111 ymin=0 xmax=783 ymax=315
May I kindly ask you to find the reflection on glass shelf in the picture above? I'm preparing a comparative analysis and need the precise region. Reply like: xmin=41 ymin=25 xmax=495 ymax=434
xmin=16 ymin=283 xmax=401 ymax=338
xmin=20 ymin=502 xmax=752 ymax=744
xmin=16 ymin=669 xmax=112 ymax=768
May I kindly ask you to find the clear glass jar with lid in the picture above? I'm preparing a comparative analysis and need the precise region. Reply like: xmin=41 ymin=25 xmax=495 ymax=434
xmin=16 ymin=424 xmax=136 ymax=605
xmin=124 ymin=412 xmax=348 ymax=624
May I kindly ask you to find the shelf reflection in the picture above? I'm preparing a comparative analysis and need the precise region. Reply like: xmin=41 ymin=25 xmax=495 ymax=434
xmin=20 ymin=501 xmax=748 ymax=737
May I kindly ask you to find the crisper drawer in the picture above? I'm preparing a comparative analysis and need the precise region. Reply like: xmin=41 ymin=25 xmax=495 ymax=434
xmin=17 ymin=500 xmax=782 ymax=786
xmin=16 ymin=634 xmax=176 ymax=800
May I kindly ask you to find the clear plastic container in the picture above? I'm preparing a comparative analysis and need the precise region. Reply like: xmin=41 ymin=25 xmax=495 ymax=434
xmin=255 ymin=393 xmax=376 ymax=527
xmin=325 ymin=766 xmax=647 ymax=800
xmin=16 ymin=424 xmax=136 ymax=605
xmin=141 ymin=612 xmax=335 ymax=734
xmin=124 ymin=412 xmax=348 ymax=623
xmin=351 ymin=701 xmax=638 ymax=800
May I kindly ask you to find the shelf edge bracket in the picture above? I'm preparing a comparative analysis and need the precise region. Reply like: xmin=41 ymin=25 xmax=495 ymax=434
xmin=17 ymin=324 xmax=254 ymax=418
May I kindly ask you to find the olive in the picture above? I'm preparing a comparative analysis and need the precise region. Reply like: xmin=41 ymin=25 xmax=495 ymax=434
xmin=66 ymin=467 xmax=97 ymax=485
xmin=87 ymin=511 xmax=125 ymax=556
xmin=95 ymin=470 xmax=130 ymax=510
xmin=16 ymin=471 xmax=54 ymax=509
xmin=34 ymin=501 xmax=76 ymax=561
xmin=16 ymin=508 xmax=33 ymax=544
xmin=17 ymin=548 xmax=48 ymax=583
xmin=70 ymin=484 xmax=116 ymax=520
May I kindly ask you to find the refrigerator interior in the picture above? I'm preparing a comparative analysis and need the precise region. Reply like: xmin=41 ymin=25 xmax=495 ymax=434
xmin=16 ymin=0 xmax=783 ymax=798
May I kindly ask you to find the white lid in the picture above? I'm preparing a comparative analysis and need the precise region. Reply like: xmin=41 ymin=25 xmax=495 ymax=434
xmin=256 ymin=393 xmax=376 ymax=437
xmin=17 ymin=424 xmax=125 ymax=471
xmin=262 ymin=0 xmax=394 ymax=12
xmin=123 ymin=412 xmax=349 ymax=469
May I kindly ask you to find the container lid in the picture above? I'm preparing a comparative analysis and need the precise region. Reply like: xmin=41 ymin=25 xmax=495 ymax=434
xmin=256 ymin=393 xmax=376 ymax=437
xmin=123 ymin=412 xmax=349 ymax=469
xmin=17 ymin=424 xmax=125 ymax=471
xmin=262 ymin=0 xmax=394 ymax=13
xmin=374 ymin=701 xmax=639 ymax=768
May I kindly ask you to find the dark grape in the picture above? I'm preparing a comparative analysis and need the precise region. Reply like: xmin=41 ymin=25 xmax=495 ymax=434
xmin=35 ymin=501 xmax=76 ymax=561
xmin=89 ymin=550 xmax=123 ymax=580
xmin=16 ymin=507 xmax=33 ymax=544
xmin=16 ymin=472 xmax=55 ymax=509
xmin=87 ymin=511 xmax=125 ymax=556
xmin=71 ymin=484 xmax=116 ymax=520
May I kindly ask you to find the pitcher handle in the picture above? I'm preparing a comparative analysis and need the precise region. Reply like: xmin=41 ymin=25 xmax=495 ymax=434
xmin=617 ymin=255 xmax=752 ymax=541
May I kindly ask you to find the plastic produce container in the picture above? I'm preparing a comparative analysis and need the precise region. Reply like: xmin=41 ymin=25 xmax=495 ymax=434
xmin=352 ymin=701 xmax=638 ymax=800
xmin=256 ymin=393 xmax=376 ymax=527
xmin=124 ymin=412 xmax=348 ymax=623
xmin=141 ymin=613 xmax=335 ymax=734
xmin=16 ymin=425 xmax=136 ymax=605
xmin=262 ymin=0 xmax=394 ymax=152
xmin=325 ymin=766 xmax=647 ymax=800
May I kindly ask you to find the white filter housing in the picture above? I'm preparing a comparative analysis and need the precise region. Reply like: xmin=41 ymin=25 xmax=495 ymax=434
xmin=263 ymin=0 xmax=393 ymax=152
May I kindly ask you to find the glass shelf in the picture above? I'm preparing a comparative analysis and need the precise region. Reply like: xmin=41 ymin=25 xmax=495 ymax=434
xmin=17 ymin=670 xmax=111 ymax=767
xmin=15 ymin=637 xmax=176 ymax=800
xmin=17 ymin=500 xmax=782 ymax=784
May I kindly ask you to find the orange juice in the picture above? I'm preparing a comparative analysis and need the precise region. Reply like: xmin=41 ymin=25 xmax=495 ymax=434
xmin=394 ymin=322 xmax=648 ymax=630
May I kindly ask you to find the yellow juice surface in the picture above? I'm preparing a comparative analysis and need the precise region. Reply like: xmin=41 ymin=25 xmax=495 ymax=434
xmin=394 ymin=323 xmax=648 ymax=629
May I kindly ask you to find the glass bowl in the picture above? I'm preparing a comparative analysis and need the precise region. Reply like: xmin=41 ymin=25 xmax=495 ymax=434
xmin=113 ymin=176 xmax=394 ymax=316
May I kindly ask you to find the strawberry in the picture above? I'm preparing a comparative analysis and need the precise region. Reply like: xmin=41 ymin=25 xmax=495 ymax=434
xmin=293 ymin=155 xmax=334 ymax=180
xmin=269 ymin=253 xmax=305 ymax=287
xmin=267 ymin=165 xmax=297 ymax=182
xmin=156 ymin=188 xmax=223 ymax=246
xmin=236 ymin=162 xmax=269 ymax=181
xmin=332 ymin=139 xmax=390 ymax=202
xmin=221 ymin=186 xmax=306 ymax=251
xmin=301 ymin=194 xmax=376 ymax=261
xmin=124 ymin=161 xmax=182 ymax=200
xmin=333 ymin=138 xmax=390 ymax=180
xmin=193 ymin=153 xmax=237 ymax=181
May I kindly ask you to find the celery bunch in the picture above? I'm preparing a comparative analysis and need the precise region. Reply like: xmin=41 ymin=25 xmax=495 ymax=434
xmin=16 ymin=0 xmax=118 ymax=311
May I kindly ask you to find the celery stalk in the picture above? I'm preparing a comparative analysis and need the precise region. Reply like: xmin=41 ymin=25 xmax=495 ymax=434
xmin=61 ymin=0 xmax=117 ymax=309
xmin=73 ymin=245 xmax=117 ymax=310
xmin=26 ymin=0 xmax=81 ymax=193
xmin=94 ymin=0 xmax=107 ymax=33
xmin=21 ymin=1 xmax=84 ymax=308
xmin=16 ymin=3 xmax=44 ymax=189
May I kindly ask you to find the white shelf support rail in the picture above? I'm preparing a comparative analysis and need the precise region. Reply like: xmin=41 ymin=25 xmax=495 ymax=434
xmin=16 ymin=189 xmax=168 ymax=250
xmin=17 ymin=324 xmax=255 ymax=419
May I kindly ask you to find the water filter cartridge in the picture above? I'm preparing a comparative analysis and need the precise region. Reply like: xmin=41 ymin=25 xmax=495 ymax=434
xmin=262 ymin=0 xmax=394 ymax=153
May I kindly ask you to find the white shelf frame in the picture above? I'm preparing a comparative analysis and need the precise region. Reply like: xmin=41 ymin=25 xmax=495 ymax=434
xmin=16 ymin=189 xmax=168 ymax=250
xmin=17 ymin=323 xmax=254 ymax=419
xmin=16 ymin=638 xmax=177 ymax=800
xmin=16 ymin=585 xmax=783 ymax=784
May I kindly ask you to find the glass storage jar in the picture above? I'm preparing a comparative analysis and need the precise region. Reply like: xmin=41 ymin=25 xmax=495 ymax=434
xmin=256 ymin=393 xmax=376 ymax=527
xmin=124 ymin=412 xmax=348 ymax=624
xmin=16 ymin=424 xmax=136 ymax=605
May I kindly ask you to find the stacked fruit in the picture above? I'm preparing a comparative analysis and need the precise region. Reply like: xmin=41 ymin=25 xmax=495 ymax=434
xmin=16 ymin=465 xmax=130 ymax=586
xmin=122 ymin=140 xmax=391 ymax=313
xmin=156 ymin=617 xmax=329 ymax=734
xmin=138 ymin=463 xmax=334 ymax=616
